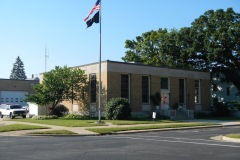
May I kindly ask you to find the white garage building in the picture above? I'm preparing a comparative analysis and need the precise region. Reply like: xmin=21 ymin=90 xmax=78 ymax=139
xmin=0 ymin=78 xmax=39 ymax=107
xmin=0 ymin=91 xmax=28 ymax=106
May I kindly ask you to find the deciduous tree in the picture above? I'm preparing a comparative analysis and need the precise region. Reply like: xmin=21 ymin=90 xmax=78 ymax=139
xmin=27 ymin=66 xmax=87 ymax=114
xmin=122 ymin=8 xmax=240 ymax=90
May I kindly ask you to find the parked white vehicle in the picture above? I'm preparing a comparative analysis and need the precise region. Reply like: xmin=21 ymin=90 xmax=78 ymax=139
xmin=0 ymin=104 xmax=27 ymax=119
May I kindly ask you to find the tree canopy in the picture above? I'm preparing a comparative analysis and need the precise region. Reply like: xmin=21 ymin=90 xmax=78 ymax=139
xmin=10 ymin=56 xmax=27 ymax=80
xmin=27 ymin=66 xmax=87 ymax=114
xmin=122 ymin=8 xmax=240 ymax=90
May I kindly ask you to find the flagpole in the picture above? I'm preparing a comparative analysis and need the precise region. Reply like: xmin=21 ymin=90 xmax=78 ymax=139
xmin=98 ymin=0 xmax=102 ymax=123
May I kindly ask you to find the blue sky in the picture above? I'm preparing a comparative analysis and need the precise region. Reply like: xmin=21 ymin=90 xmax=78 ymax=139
xmin=0 ymin=0 xmax=239 ymax=79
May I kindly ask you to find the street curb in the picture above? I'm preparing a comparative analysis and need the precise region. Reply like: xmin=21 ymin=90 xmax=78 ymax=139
xmin=24 ymin=133 xmax=100 ymax=137
xmin=222 ymin=136 xmax=240 ymax=143
xmin=114 ymin=125 xmax=226 ymax=135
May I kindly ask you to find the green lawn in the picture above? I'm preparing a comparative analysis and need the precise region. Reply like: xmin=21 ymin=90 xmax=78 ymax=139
xmin=107 ymin=120 xmax=175 ymax=125
xmin=11 ymin=118 xmax=176 ymax=127
xmin=12 ymin=118 xmax=107 ymax=127
xmin=199 ymin=117 xmax=240 ymax=121
xmin=87 ymin=122 xmax=216 ymax=134
xmin=0 ymin=124 xmax=49 ymax=132
xmin=28 ymin=130 xmax=77 ymax=135
xmin=5 ymin=118 xmax=218 ymax=135
xmin=225 ymin=134 xmax=240 ymax=139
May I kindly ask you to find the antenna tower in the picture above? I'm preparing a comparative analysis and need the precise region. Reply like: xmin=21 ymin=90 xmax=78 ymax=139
xmin=45 ymin=47 xmax=49 ymax=72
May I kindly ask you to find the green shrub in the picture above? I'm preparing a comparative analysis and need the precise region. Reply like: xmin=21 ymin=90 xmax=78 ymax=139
xmin=171 ymin=103 xmax=179 ymax=110
xmin=52 ymin=104 xmax=69 ymax=117
xmin=64 ymin=114 xmax=91 ymax=120
xmin=194 ymin=112 xmax=212 ymax=118
xmin=32 ymin=115 xmax=58 ymax=120
xmin=214 ymin=102 xmax=230 ymax=117
xmin=105 ymin=98 xmax=132 ymax=120
xmin=156 ymin=113 xmax=170 ymax=120
xmin=132 ymin=114 xmax=151 ymax=120
xmin=64 ymin=114 xmax=103 ymax=120
xmin=226 ymin=101 xmax=240 ymax=111
xmin=150 ymin=92 xmax=161 ymax=106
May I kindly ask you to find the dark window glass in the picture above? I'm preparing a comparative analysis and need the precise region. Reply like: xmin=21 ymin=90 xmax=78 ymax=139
xmin=161 ymin=78 xmax=168 ymax=89
xmin=121 ymin=75 xmax=129 ymax=99
xmin=179 ymin=79 xmax=185 ymax=103
xmin=142 ymin=76 xmax=149 ymax=103
xmin=227 ymin=87 xmax=230 ymax=96
xmin=90 ymin=74 xmax=96 ymax=103
xmin=213 ymin=83 xmax=218 ymax=91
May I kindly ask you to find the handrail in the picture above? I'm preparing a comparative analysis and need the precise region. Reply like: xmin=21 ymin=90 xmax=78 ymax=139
xmin=178 ymin=105 xmax=195 ymax=119
xmin=178 ymin=105 xmax=190 ymax=117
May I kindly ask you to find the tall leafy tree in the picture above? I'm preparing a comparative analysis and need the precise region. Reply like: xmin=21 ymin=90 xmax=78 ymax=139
xmin=10 ymin=56 xmax=27 ymax=80
xmin=122 ymin=29 xmax=173 ymax=66
xmin=188 ymin=8 xmax=240 ymax=89
xmin=122 ymin=8 xmax=240 ymax=90
xmin=27 ymin=66 xmax=87 ymax=114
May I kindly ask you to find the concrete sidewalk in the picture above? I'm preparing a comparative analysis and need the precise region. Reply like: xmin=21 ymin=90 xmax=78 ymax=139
xmin=0 ymin=118 xmax=240 ymax=137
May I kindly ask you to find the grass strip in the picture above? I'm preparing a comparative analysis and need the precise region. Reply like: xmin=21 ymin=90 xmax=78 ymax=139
xmin=28 ymin=130 xmax=77 ymax=135
xmin=12 ymin=119 xmax=175 ymax=127
xmin=12 ymin=119 xmax=107 ymax=127
xmin=225 ymin=134 xmax=240 ymax=139
xmin=87 ymin=123 xmax=216 ymax=134
xmin=0 ymin=124 xmax=49 ymax=132
xmin=108 ymin=120 xmax=176 ymax=125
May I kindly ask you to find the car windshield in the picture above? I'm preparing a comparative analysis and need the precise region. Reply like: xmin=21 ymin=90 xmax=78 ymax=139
xmin=10 ymin=105 xmax=22 ymax=109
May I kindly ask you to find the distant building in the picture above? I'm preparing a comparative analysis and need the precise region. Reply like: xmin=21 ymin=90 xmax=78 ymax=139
xmin=61 ymin=61 xmax=211 ymax=116
xmin=212 ymin=72 xmax=240 ymax=104
xmin=0 ymin=78 xmax=39 ymax=106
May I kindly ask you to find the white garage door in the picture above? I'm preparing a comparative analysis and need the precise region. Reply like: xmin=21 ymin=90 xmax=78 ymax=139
xmin=0 ymin=91 xmax=28 ymax=106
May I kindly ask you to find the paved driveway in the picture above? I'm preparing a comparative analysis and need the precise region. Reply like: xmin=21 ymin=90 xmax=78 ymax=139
xmin=0 ymin=126 xmax=239 ymax=160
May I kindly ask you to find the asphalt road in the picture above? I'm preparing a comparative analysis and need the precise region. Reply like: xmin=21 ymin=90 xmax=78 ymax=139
xmin=0 ymin=126 xmax=239 ymax=160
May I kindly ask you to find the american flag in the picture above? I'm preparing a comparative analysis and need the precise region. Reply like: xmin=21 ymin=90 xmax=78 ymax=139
xmin=84 ymin=0 xmax=101 ymax=22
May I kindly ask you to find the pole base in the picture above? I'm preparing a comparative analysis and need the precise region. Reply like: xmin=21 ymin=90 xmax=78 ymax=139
xmin=95 ymin=120 xmax=105 ymax=124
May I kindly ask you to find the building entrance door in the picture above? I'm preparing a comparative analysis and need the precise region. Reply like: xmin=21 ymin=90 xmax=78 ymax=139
xmin=161 ymin=93 xmax=169 ymax=110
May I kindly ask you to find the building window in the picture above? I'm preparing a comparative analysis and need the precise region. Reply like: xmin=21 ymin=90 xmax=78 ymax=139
xmin=6 ymin=98 xmax=9 ymax=102
xmin=194 ymin=80 xmax=200 ymax=104
xmin=142 ymin=76 xmax=149 ymax=103
xmin=213 ymin=98 xmax=218 ymax=104
xmin=179 ymin=79 xmax=185 ymax=104
xmin=15 ymin=98 xmax=19 ymax=103
xmin=161 ymin=78 xmax=168 ymax=90
xmin=121 ymin=74 xmax=129 ymax=99
xmin=11 ymin=98 xmax=14 ymax=102
xmin=227 ymin=87 xmax=230 ymax=96
xmin=213 ymin=83 xmax=218 ymax=92
xmin=20 ymin=98 xmax=23 ymax=102
xmin=90 ymin=74 xmax=96 ymax=103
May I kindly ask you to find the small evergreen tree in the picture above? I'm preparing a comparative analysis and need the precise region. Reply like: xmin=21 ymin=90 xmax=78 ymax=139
xmin=10 ymin=56 xmax=27 ymax=80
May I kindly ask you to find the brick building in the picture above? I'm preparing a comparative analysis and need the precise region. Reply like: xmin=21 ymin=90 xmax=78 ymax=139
xmin=62 ymin=60 xmax=211 ymax=116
